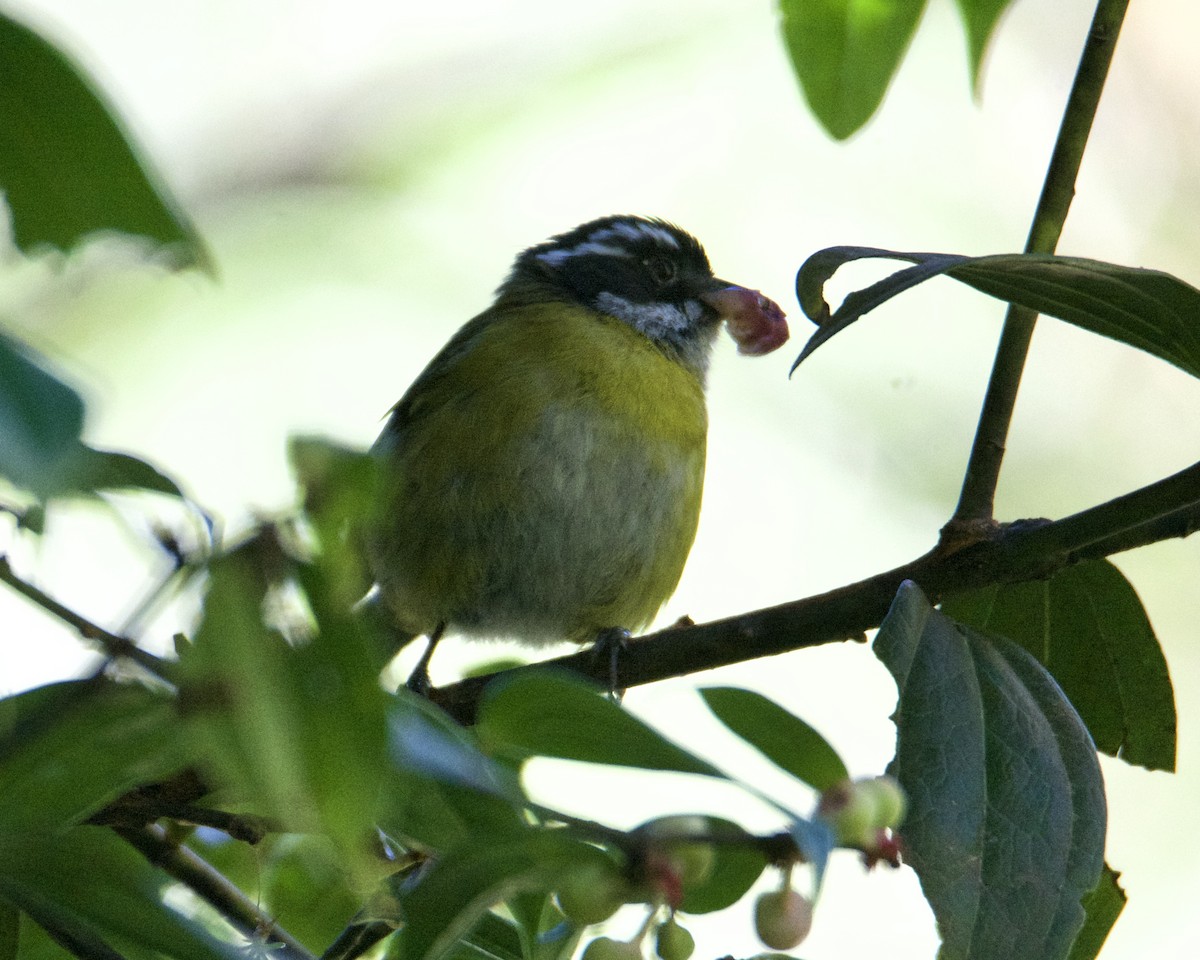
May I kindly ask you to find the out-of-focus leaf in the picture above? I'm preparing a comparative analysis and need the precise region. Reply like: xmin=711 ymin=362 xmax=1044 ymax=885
xmin=778 ymin=0 xmax=926 ymax=139
xmin=0 ymin=12 xmax=205 ymax=266
xmin=669 ymin=818 xmax=768 ymax=915
xmin=476 ymin=673 xmax=723 ymax=777
xmin=874 ymin=582 xmax=1105 ymax=960
xmin=258 ymin=836 xmax=360 ymax=952
xmin=700 ymin=687 xmax=848 ymax=791
xmin=178 ymin=538 xmax=389 ymax=885
xmin=59 ymin=447 xmax=184 ymax=498
xmin=0 ymin=826 xmax=242 ymax=960
xmin=388 ymin=833 xmax=596 ymax=960
xmin=955 ymin=0 xmax=1016 ymax=90
xmin=1067 ymin=864 xmax=1125 ymax=960
xmin=0 ymin=679 xmax=191 ymax=833
xmin=505 ymin=890 xmax=576 ymax=960
xmin=943 ymin=559 xmax=1176 ymax=772
xmin=289 ymin=435 xmax=378 ymax=607
xmin=0 ymin=334 xmax=84 ymax=494
xmin=792 ymin=248 xmax=1200 ymax=379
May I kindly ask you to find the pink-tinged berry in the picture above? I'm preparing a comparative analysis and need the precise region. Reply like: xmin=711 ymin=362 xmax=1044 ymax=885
xmin=753 ymin=889 xmax=813 ymax=950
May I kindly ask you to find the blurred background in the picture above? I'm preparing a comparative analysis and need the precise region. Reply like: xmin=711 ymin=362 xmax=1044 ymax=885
xmin=1 ymin=0 xmax=1198 ymax=957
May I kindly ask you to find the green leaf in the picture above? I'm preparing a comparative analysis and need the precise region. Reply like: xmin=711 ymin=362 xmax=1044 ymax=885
xmin=778 ymin=0 xmax=927 ymax=139
xmin=289 ymin=435 xmax=379 ymax=608
xmin=1067 ymin=864 xmax=1125 ymax=960
xmin=874 ymin=582 xmax=1105 ymax=960
xmin=0 ymin=12 xmax=206 ymax=266
xmin=58 ymin=446 xmax=185 ymax=498
xmin=0 ymin=679 xmax=192 ymax=833
xmin=178 ymin=539 xmax=389 ymax=884
xmin=943 ymin=559 xmax=1176 ymax=772
xmin=0 ymin=826 xmax=243 ymax=960
xmin=0 ymin=901 xmax=17 ymax=960
xmin=0 ymin=334 xmax=85 ymax=495
xmin=792 ymin=248 xmax=1200 ymax=379
xmin=390 ymin=833 xmax=594 ymax=960
xmin=670 ymin=818 xmax=768 ymax=915
xmin=476 ymin=673 xmax=723 ymax=777
xmin=699 ymin=687 xmax=848 ymax=791
xmin=954 ymin=0 xmax=1016 ymax=90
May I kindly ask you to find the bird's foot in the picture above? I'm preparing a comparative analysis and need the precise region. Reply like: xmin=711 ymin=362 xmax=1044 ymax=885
xmin=591 ymin=626 xmax=631 ymax=700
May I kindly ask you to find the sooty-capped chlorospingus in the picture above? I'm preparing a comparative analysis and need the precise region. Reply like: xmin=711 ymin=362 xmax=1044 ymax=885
xmin=367 ymin=215 xmax=788 ymax=688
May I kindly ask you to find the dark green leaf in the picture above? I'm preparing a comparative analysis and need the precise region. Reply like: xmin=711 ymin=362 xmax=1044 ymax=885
xmin=0 ymin=334 xmax=84 ymax=494
xmin=792 ymin=248 xmax=1200 ymax=379
xmin=0 ymin=901 xmax=17 ymax=960
xmin=954 ymin=0 xmax=1016 ymax=90
xmin=476 ymin=673 xmax=723 ymax=777
xmin=943 ymin=559 xmax=1176 ymax=771
xmin=470 ymin=904 xmax=533 ymax=960
xmin=699 ymin=687 xmax=848 ymax=791
xmin=0 ymin=12 xmax=206 ymax=266
xmin=778 ymin=0 xmax=927 ymax=139
xmin=59 ymin=447 xmax=185 ymax=498
xmin=0 ymin=826 xmax=242 ymax=960
xmin=390 ymin=833 xmax=594 ymax=960
xmin=672 ymin=818 xmax=768 ymax=915
xmin=874 ymin=582 xmax=1105 ymax=960
xmin=1067 ymin=865 xmax=1125 ymax=960
xmin=0 ymin=679 xmax=191 ymax=833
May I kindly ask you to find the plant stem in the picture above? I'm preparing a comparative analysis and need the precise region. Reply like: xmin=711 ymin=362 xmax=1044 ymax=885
xmin=950 ymin=0 xmax=1131 ymax=527
xmin=0 ymin=555 xmax=175 ymax=682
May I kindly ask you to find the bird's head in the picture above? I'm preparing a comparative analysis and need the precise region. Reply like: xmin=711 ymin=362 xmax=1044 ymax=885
xmin=500 ymin=215 xmax=788 ymax=380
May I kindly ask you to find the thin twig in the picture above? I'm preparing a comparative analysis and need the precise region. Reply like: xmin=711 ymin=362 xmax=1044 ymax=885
xmin=0 ymin=554 xmax=175 ymax=683
xmin=951 ymin=0 xmax=1132 ymax=527
xmin=115 ymin=824 xmax=314 ymax=960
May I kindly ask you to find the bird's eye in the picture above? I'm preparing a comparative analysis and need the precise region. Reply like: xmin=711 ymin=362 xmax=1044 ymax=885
xmin=644 ymin=255 xmax=677 ymax=286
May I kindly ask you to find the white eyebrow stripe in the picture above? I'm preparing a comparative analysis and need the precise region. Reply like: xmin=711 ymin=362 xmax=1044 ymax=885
xmin=535 ymin=241 xmax=630 ymax=266
xmin=590 ymin=221 xmax=681 ymax=250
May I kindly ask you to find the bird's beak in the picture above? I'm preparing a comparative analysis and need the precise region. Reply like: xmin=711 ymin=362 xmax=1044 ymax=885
xmin=700 ymin=283 xmax=789 ymax=356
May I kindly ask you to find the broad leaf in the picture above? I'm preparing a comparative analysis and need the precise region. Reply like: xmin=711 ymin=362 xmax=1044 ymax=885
xmin=0 ymin=12 xmax=205 ymax=266
xmin=0 ymin=901 xmax=16 ymax=960
xmin=477 ymin=673 xmax=724 ymax=777
xmin=0 ymin=826 xmax=242 ymax=960
xmin=179 ymin=540 xmax=389 ymax=884
xmin=700 ymin=686 xmax=848 ymax=791
xmin=60 ymin=447 xmax=185 ymax=499
xmin=0 ymin=679 xmax=191 ymax=833
xmin=874 ymin=582 xmax=1105 ymax=960
xmin=943 ymin=559 xmax=1176 ymax=772
xmin=389 ymin=833 xmax=594 ymax=960
xmin=778 ymin=0 xmax=926 ymax=140
xmin=1067 ymin=864 xmax=1125 ymax=960
xmin=792 ymin=248 xmax=1200 ymax=379
xmin=954 ymin=0 xmax=1016 ymax=90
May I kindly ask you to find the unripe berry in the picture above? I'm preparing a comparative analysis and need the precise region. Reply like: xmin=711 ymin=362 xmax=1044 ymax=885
xmin=819 ymin=778 xmax=878 ymax=847
xmin=556 ymin=862 xmax=629 ymax=926
xmin=581 ymin=938 xmax=644 ymax=960
xmin=654 ymin=918 xmax=695 ymax=960
xmin=753 ymin=889 xmax=813 ymax=950
xmin=861 ymin=775 xmax=907 ymax=829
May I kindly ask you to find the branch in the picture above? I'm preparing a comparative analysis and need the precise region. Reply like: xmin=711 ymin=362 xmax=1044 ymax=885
xmin=115 ymin=824 xmax=314 ymax=960
xmin=951 ymin=0 xmax=1132 ymax=526
xmin=0 ymin=554 xmax=175 ymax=683
xmin=430 ymin=457 xmax=1200 ymax=724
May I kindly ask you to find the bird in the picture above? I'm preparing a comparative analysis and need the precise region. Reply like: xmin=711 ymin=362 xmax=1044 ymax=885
xmin=366 ymin=214 xmax=788 ymax=689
